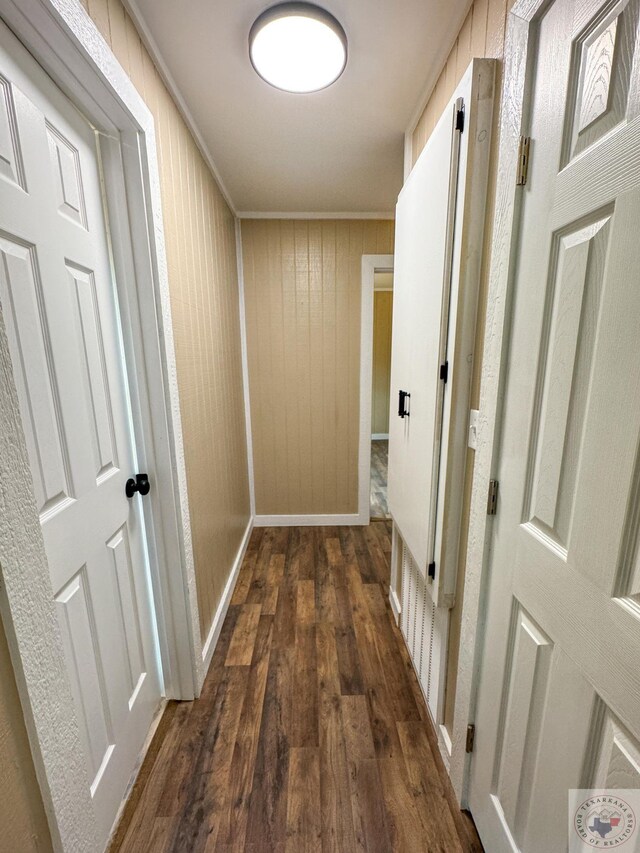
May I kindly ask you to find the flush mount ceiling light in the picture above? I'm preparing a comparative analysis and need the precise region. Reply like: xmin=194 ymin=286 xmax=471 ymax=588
xmin=249 ymin=2 xmax=348 ymax=93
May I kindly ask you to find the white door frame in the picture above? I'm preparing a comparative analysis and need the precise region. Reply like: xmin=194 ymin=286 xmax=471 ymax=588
xmin=449 ymin=0 xmax=552 ymax=807
xmin=0 ymin=0 xmax=202 ymax=849
xmin=358 ymin=254 xmax=394 ymax=523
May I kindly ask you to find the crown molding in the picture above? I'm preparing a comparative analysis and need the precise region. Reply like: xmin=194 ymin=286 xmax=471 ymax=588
xmin=237 ymin=210 xmax=395 ymax=220
xmin=122 ymin=0 xmax=238 ymax=215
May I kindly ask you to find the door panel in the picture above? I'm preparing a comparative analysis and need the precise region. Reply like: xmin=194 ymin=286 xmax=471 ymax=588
xmin=388 ymin=103 xmax=459 ymax=575
xmin=67 ymin=261 xmax=120 ymax=481
xmin=0 ymin=19 xmax=161 ymax=846
xmin=469 ymin=1 xmax=640 ymax=850
xmin=526 ymin=213 xmax=611 ymax=549
xmin=0 ymin=234 xmax=73 ymax=513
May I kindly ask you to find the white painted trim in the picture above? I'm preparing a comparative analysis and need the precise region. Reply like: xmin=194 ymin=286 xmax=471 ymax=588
xmin=237 ymin=210 xmax=395 ymax=220
xmin=449 ymin=0 xmax=546 ymax=807
xmin=389 ymin=588 xmax=401 ymax=625
xmin=255 ymin=514 xmax=362 ymax=527
xmin=122 ymin=0 xmax=237 ymax=216
xmin=0 ymin=1 xmax=203 ymax=848
xmin=438 ymin=723 xmax=453 ymax=772
xmin=359 ymin=254 xmax=394 ymax=525
xmin=200 ymin=518 xmax=253 ymax=677
xmin=235 ymin=220 xmax=256 ymax=518
xmin=371 ymin=433 xmax=389 ymax=440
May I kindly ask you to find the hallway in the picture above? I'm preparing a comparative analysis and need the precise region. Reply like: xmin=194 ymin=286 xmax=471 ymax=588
xmin=111 ymin=523 xmax=482 ymax=852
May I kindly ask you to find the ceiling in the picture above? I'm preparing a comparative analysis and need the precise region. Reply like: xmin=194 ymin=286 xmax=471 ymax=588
xmin=126 ymin=0 xmax=471 ymax=214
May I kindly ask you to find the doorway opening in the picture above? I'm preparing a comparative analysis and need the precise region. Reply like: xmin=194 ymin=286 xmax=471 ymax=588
xmin=370 ymin=271 xmax=393 ymax=520
xmin=358 ymin=252 xmax=394 ymax=525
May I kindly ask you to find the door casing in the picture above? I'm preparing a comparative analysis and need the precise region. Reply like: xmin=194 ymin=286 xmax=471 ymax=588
xmin=0 ymin=0 xmax=203 ymax=849
xmin=449 ymin=0 xmax=564 ymax=807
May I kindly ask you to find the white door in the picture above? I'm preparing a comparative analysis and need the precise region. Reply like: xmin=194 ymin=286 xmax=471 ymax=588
xmin=388 ymin=100 xmax=461 ymax=576
xmin=469 ymin=1 xmax=640 ymax=850
xmin=0 ymin=20 xmax=161 ymax=846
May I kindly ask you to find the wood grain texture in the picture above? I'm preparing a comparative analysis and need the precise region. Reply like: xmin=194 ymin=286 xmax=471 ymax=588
xmin=110 ymin=523 xmax=483 ymax=851
xmin=84 ymin=0 xmax=250 ymax=642
xmin=371 ymin=290 xmax=393 ymax=435
xmin=241 ymin=219 xmax=394 ymax=516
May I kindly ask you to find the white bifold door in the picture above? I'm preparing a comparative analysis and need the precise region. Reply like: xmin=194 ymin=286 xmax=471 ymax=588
xmin=388 ymin=93 xmax=460 ymax=587
xmin=389 ymin=60 xmax=494 ymax=608
xmin=0 ymin=19 xmax=161 ymax=847
xmin=388 ymin=61 xmax=495 ymax=731
xmin=469 ymin=0 xmax=640 ymax=851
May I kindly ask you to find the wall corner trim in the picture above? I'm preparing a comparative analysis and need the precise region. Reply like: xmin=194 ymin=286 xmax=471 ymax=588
xmin=200 ymin=517 xmax=254 ymax=684
xmin=235 ymin=219 xmax=256 ymax=517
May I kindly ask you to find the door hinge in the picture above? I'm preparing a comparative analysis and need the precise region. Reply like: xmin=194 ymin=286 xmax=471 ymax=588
xmin=428 ymin=561 xmax=436 ymax=580
xmin=487 ymin=479 xmax=499 ymax=515
xmin=455 ymin=107 xmax=465 ymax=133
xmin=516 ymin=136 xmax=531 ymax=186
xmin=439 ymin=361 xmax=449 ymax=383
xmin=466 ymin=723 xmax=476 ymax=753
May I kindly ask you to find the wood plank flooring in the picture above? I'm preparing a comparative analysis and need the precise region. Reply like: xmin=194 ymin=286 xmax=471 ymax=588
xmin=370 ymin=440 xmax=390 ymax=520
xmin=110 ymin=523 xmax=482 ymax=853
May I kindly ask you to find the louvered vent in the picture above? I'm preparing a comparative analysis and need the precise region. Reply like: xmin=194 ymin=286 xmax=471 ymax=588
xmin=400 ymin=539 xmax=445 ymax=723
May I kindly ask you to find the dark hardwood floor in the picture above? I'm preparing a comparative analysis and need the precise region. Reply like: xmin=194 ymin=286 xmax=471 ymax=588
xmin=370 ymin=440 xmax=390 ymax=520
xmin=110 ymin=523 xmax=482 ymax=852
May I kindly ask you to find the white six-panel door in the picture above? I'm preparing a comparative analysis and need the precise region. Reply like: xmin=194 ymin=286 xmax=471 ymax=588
xmin=0 ymin=20 xmax=161 ymax=847
xmin=469 ymin=1 xmax=640 ymax=850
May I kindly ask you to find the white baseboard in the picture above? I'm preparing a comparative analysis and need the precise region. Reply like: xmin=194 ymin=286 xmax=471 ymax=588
xmin=106 ymin=698 xmax=167 ymax=848
xmin=254 ymin=513 xmax=367 ymax=527
xmin=371 ymin=433 xmax=389 ymax=440
xmin=389 ymin=587 xmax=401 ymax=624
xmin=199 ymin=517 xmax=254 ymax=684
xmin=438 ymin=723 xmax=452 ymax=773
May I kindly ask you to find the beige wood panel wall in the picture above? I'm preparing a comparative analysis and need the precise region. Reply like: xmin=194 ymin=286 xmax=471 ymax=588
xmin=241 ymin=219 xmax=395 ymax=516
xmin=0 ymin=616 xmax=52 ymax=852
xmin=410 ymin=0 xmax=517 ymax=733
xmin=82 ymin=0 xmax=251 ymax=642
xmin=372 ymin=290 xmax=393 ymax=436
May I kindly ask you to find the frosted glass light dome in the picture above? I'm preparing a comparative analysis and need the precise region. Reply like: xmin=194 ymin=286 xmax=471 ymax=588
xmin=249 ymin=3 xmax=348 ymax=93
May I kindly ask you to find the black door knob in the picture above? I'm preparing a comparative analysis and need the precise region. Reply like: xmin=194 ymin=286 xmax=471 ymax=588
xmin=125 ymin=473 xmax=151 ymax=498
